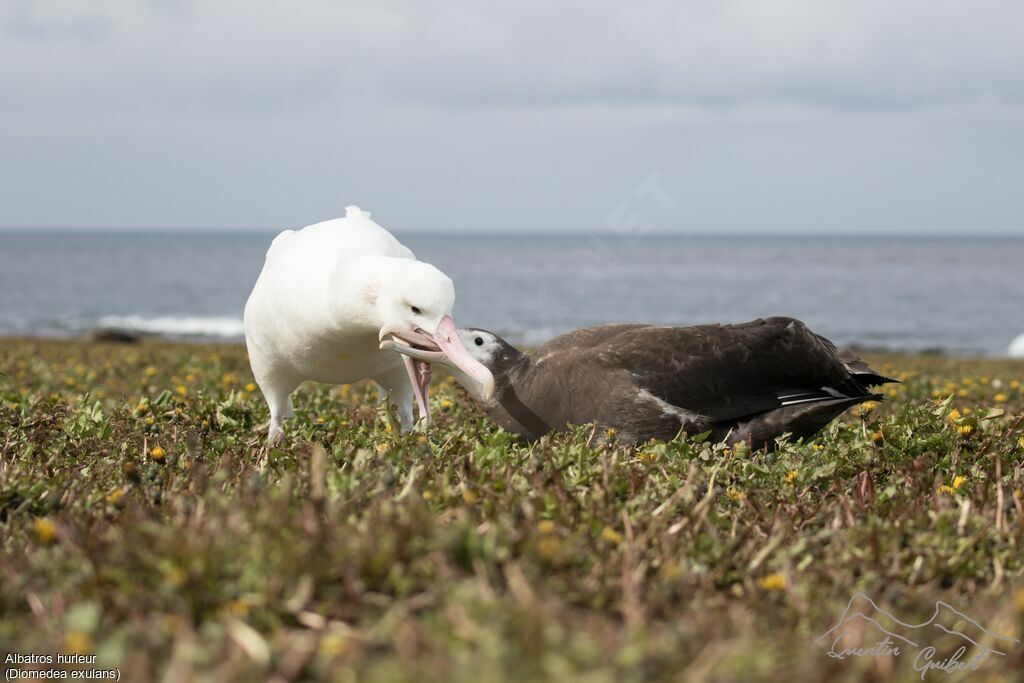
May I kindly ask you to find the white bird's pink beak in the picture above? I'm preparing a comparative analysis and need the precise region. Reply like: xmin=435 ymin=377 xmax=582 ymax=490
xmin=378 ymin=315 xmax=496 ymax=425
xmin=400 ymin=354 xmax=432 ymax=427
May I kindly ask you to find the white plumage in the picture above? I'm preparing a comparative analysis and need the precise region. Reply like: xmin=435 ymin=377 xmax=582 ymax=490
xmin=1009 ymin=333 xmax=1024 ymax=358
xmin=244 ymin=206 xmax=493 ymax=441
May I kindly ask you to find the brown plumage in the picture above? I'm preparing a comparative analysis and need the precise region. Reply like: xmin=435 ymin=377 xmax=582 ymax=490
xmin=388 ymin=316 xmax=897 ymax=450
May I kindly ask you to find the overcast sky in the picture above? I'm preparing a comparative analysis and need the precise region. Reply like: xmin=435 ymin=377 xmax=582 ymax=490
xmin=2 ymin=1 xmax=1023 ymax=233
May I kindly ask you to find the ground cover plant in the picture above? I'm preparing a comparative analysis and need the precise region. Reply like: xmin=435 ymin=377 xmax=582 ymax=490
xmin=1 ymin=338 xmax=1023 ymax=681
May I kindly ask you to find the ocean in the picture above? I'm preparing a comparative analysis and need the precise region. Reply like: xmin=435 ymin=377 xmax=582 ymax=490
xmin=2 ymin=231 xmax=1023 ymax=356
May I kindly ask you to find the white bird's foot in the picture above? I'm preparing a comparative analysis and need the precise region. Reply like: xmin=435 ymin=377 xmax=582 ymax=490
xmin=267 ymin=421 xmax=285 ymax=444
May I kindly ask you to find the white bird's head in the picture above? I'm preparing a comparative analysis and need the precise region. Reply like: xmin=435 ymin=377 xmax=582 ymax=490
xmin=375 ymin=260 xmax=495 ymax=423
xmin=374 ymin=260 xmax=455 ymax=334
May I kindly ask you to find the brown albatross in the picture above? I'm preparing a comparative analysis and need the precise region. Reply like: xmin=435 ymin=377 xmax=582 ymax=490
xmin=381 ymin=316 xmax=896 ymax=449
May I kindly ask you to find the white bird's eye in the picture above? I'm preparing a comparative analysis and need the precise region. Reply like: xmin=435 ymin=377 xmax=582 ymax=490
xmin=474 ymin=337 xmax=484 ymax=346
xmin=410 ymin=306 xmax=422 ymax=315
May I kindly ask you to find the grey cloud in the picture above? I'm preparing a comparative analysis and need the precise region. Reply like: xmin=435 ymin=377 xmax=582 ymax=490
xmin=5 ymin=0 xmax=113 ymax=42
xmin=3 ymin=1 xmax=1024 ymax=113
xmin=1 ymin=1 xmax=1022 ymax=233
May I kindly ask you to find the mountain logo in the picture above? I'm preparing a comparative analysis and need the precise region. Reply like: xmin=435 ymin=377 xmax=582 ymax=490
xmin=815 ymin=593 xmax=1019 ymax=677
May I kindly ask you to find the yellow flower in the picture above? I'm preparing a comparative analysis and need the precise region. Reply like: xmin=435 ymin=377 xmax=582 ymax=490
xmin=605 ymin=427 xmax=617 ymax=439
xmin=185 ymin=373 xmax=195 ymax=383
xmin=957 ymin=424 xmax=973 ymax=437
xmin=726 ymin=487 xmax=746 ymax=502
xmin=145 ymin=366 xmax=156 ymax=377
xmin=758 ymin=573 xmax=786 ymax=591
xmin=994 ymin=393 xmax=1007 ymax=402
xmin=813 ymin=443 xmax=825 ymax=452
xmin=422 ymin=490 xmax=433 ymax=500
xmin=952 ymin=475 xmax=966 ymax=490
xmin=1010 ymin=379 xmax=1020 ymax=389
xmin=225 ymin=598 xmax=249 ymax=618
xmin=149 ymin=446 xmax=166 ymax=461
xmin=439 ymin=399 xmax=453 ymax=410
xmin=601 ymin=526 xmax=623 ymax=544
xmin=33 ymin=517 xmax=57 ymax=544
xmin=1017 ymin=436 xmax=1024 ymax=450
xmin=221 ymin=373 xmax=236 ymax=385
xmin=318 ymin=632 xmax=353 ymax=658
xmin=163 ymin=566 xmax=187 ymax=587
xmin=145 ymin=416 xmax=155 ymax=426
xmin=947 ymin=409 xmax=961 ymax=422
xmin=245 ymin=383 xmax=257 ymax=393
xmin=958 ymin=389 xmax=968 ymax=398
xmin=784 ymin=470 xmax=799 ymax=484
xmin=659 ymin=562 xmax=681 ymax=581
xmin=62 ymin=632 xmax=93 ymax=655
xmin=175 ymin=385 xmax=187 ymax=396
xmin=136 ymin=402 xmax=149 ymax=414
xmin=537 ymin=535 xmax=561 ymax=560
xmin=937 ymin=484 xmax=956 ymax=495
xmin=871 ymin=431 xmax=884 ymax=445
xmin=105 ymin=488 xmax=126 ymax=505
xmin=537 ymin=520 xmax=556 ymax=534
xmin=859 ymin=401 xmax=877 ymax=415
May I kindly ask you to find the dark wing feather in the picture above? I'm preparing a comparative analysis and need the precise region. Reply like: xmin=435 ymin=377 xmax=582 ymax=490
xmin=597 ymin=317 xmax=873 ymax=423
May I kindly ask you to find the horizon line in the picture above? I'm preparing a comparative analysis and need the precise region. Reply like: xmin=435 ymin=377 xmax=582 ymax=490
xmin=2 ymin=226 xmax=1024 ymax=239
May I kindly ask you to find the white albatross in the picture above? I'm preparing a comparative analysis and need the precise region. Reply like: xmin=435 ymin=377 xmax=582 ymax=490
xmin=1009 ymin=333 xmax=1024 ymax=358
xmin=244 ymin=205 xmax=494 ymax=441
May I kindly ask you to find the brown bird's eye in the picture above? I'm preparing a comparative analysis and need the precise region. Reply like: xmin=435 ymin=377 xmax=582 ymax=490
xmin=411 ymin=306 xmax=422 ymax=315
xmin=475 ymin=337 xmax=484 ymax=346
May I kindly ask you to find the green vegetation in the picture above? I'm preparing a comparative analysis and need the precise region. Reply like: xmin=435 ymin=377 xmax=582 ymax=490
xmin=1 ymin=338 xmax=1023 ymax=681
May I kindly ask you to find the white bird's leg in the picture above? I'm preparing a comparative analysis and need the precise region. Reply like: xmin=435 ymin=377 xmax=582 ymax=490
xmin=256 ymin=374 xmax=300 ymax=443
xmin=375 ymin=366 xmax=415 ymax=433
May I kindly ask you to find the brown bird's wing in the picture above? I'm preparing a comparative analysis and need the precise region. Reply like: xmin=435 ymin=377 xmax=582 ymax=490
xmin=595 ymin=317 xmax=887 ymax=424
